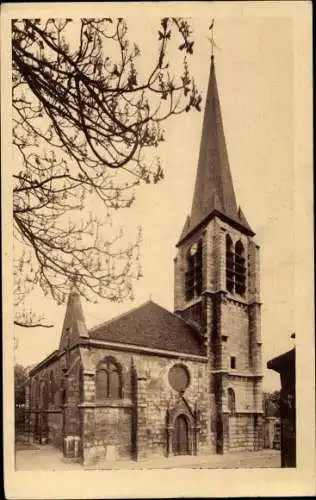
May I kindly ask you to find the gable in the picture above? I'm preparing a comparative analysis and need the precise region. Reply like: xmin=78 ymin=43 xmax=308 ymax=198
xmin=89 ymin=301 xmax=206 ymax=356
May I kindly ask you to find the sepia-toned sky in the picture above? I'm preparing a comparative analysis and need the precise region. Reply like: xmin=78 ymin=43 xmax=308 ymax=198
xmin=12 ymin=15 xmax=302 ymax=391
xmin=3 ymin=3 xmax=315 ymax=498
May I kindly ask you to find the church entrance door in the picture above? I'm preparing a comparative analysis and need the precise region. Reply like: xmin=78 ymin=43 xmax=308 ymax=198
xmin=173 ymin=415 xmax=189 ymax=455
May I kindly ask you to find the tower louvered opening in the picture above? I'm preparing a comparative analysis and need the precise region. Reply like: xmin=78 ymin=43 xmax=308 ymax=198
xmin=226 ymin=236 xmax=246 ymax=295
xmin=185 ymin=240 xmax=203 ymax=301
xmin=235 ymin=240 xmax=246 ymax=295
xmin=226 ymin=234 xmax=234 ymax=292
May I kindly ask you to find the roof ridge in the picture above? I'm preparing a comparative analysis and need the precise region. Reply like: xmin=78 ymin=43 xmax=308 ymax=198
xmin=184 ymin=317 xmax=204 ymax=336
xmin=89 ymin=297 xmax=203 ymax=338
xmin=140 ymin=301 xmax=202 ymax=336
xmin=89 ymin=299 xmax=153 ymax=332
xmin=89 ymin=300 xmax=205 ymax=356
xmin=29 ymin=349 xmax=60 ymax=376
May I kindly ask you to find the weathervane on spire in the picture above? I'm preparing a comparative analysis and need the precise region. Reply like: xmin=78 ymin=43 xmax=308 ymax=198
xmin=207 ymin=19 xmax=221 ymax=57
xmin=71 ymin=269 xmax=79 ymax=292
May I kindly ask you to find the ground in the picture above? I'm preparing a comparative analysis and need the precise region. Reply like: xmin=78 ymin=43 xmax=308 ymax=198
xmin=15 ymin=437 xmax=281 ymax=470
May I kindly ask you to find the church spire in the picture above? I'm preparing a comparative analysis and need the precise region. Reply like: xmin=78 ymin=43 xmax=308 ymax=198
xmin=59 ymin=285 xmax=89 ymax=351
xmin=178 ymin=55 xmax=254 ymax=244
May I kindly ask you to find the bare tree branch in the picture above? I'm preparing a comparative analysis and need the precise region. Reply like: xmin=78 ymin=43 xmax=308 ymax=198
xmin=14 ymin=320 xmax=54 ymax=328
xmin=12 ymin=17 xmax=201 ymax=327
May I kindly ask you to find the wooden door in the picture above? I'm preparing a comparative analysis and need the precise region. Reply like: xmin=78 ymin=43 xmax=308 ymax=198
xmin=173 ymin=415 xmax=189 ymax=455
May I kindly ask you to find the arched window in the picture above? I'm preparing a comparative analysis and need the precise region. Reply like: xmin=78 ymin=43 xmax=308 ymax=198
xmin=234 ymin=240 xmax=246 ymax=295
xmin=49 ymin=371 xmax=55 ymax=405
xmin=31 ymin=379 xmax=37 ymax=407
xmin=96 ymin=358 xmax=122 ymax=399
xmin=41 ymin=380 xmax=50 ymax=409
xmin=225 ymin=235 xmax=246 ymax=295
xmin=228 ymin=388 xmax=236 ymax=415
xmin=35 ymin=376 xmax=40 ymax=407
xmin=226 ymin=234 xmax=234 ymax=292
xmin=185 ymin=240 xmax=203 ymax=301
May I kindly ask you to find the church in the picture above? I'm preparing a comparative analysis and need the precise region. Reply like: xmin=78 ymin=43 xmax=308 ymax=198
xmin=25 ymin=54 xmax=264 ymax=465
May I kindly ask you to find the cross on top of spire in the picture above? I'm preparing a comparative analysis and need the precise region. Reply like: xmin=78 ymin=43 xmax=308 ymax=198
xmin=70 ymin=270 xmax=79 ymax=294
xmin=177 ymin=28 xmax=254 ymax=245
xmin=207 ymin=19 xmax=221 ymax=58
xmin=209 ymin=18 xmax=215 ymax=57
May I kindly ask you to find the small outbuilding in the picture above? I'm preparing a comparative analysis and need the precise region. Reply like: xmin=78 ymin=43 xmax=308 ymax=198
xmin=267 ymin=348 xmax=296 ymax=467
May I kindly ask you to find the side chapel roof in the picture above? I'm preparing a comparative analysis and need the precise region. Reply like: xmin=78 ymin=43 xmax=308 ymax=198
xmin=89 ymin=300 xmax=205 ymax=356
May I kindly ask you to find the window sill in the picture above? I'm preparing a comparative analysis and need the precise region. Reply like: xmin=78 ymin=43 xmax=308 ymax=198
xmin=78 ymin=399 xmax=133 ymax=409
xmin=182 ymin=296 xmax=202 ymax=308
xmin=225 ymin=292 xmax=248 ymax=305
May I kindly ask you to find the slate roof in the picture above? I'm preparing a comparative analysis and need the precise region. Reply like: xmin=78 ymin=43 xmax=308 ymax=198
xmin=59 ymin=286 xmax=89 ymax=351
xmin=89 ymin=300 xmax=206 ymax=356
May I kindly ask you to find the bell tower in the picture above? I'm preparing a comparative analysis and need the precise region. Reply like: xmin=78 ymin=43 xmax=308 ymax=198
xmin=174 ymin=55 xmax=263 ymax=453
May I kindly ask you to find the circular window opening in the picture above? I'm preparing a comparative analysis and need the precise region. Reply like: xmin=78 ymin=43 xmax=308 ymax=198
xmin=168 ymin=364 xmax=190 ymax=393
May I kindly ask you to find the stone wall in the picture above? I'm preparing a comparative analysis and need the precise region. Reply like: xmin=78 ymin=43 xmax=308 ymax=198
xmin=64 ymin=354 xmax=81 ymax=437
xmin=27 ymin=347 xmax=82 ymax=451
xmin=228 ymin=414 xmax=256 ymax=452
xmin=82 ymin=404 xmax=133 ymax=464
xmin=27 ymin=354 xmax=65 ymax=447
xmin=222 ymin=375 xmax=260 ymax=413
xmin=222 ymin=300 xmax=250 ymax=372
xmin=47 ymin=410 xmax=63 ymax=449
xmin=79 ymin=345 xmax=212 ymax=463
xmin=132 ymin=353 xmax=213 ymax=458
xmin=264 ymin=417 xmax=279 ymax=449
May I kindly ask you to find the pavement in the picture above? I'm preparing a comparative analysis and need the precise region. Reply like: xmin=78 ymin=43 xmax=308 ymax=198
xmin=15 ymin=439 xmax=281 ymax=470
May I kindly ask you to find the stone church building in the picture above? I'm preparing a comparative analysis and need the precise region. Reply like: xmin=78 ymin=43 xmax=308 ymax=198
xmin=25 ymin=55 xmax=264 ymax=465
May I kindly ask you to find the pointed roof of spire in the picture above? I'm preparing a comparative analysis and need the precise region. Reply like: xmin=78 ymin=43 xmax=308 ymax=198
xmin=59 ymin=285 xmax=89 ymax=350
xmin=178 ymin=56 xmax=254 ymax=244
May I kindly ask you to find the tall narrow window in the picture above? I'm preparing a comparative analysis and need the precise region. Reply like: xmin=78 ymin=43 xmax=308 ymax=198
xmin=226 ymin=235 xmax=246 ymax=295
xmin=35 ymin=377 xmax=40 ymax=408
xmin=96 ymin=358 xmax=122 ymax=400
xmin=31 ymin=379 xmax=36 ymax=408
xmin=234 ymin=240 xmax=246 ymax=295
xmin=226 ymin=234 xmax=234 ymax=292
xmin=230 ymin=356 xmax=236 ymax=369
xmin=109 ymin=367 xmax=120 ymax=399
xmin=36 ymin=377 xmax=40 ymax=397
xmin=228 ymin=388 xmax=236 ymax=415
xmin=96 ymin=368 xmax=108 ymax=399
xmin=79 ymin=368 xmax=84 ymax=403
xmin=41 ymin=381 xmax=49 ymax=409
xmin=185 ymin=240 xmax=203 ymax=301
xmin=49 ymin=371 xmax=55 ymax=405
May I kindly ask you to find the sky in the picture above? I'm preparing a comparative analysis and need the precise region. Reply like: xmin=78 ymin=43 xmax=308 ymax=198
xmin=10 ymin=11 xmax=311 ymax=392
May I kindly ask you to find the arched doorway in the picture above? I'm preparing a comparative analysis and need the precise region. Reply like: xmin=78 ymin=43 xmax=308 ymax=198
xmin=173 ymin=414 xmax=190 ymax=455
